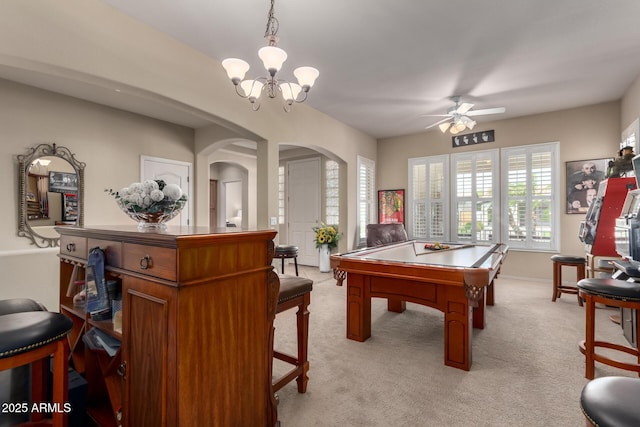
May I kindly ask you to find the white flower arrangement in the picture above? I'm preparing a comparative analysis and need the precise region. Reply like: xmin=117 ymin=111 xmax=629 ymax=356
xmin=106 ymin=179 xmax=187 ymax=227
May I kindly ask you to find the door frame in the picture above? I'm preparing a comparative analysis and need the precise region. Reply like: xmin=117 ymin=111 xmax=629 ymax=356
xmin=141 ymin=155 xmax=193 ymax=227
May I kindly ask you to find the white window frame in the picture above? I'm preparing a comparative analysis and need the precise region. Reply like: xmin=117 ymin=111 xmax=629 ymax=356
xmin=357 ymin=155 xmax=376 ymax=247
xmin=501 ymin=142 xmax=560 ymax=251
xmin=408 ymin=155 xmax=449 ymax=240
xmin=325 ymin=160 xmax=340 ymax=226
xmin=451 ymin=150 xmax=500 ymax=244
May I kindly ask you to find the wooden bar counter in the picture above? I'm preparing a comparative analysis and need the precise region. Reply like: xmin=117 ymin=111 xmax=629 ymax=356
xmin=56 ymin=225 xmax=279 ymax=427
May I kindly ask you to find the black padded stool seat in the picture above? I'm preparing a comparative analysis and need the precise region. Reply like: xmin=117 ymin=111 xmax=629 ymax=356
xmin=275 ymin=245 xmax=299 ymax=276
xmin=0 ymin=311 xmax=73 ymax=426
xmin=581 ymin=376 xmax=640 ymax=426
xmin=274 ymin=275 xmax=313 ymax=394
xmin=577 ymin=278 xmax=640 ymax=379
xmin=551 ymin=254 xmax=586 ymax=306
xmin=0 ymin=298 xmax=45 ymax=315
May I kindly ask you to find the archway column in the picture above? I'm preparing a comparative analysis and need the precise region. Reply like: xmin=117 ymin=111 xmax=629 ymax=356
xmin=257 ymin=139 xmax=280 ymax=235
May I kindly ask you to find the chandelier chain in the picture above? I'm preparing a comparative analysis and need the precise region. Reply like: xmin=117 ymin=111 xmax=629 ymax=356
xmin=264 ymin=0 xmax=279 ymax=45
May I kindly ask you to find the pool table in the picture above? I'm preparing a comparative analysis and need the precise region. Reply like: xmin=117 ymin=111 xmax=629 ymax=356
xmin=330 ymin=241 xmax=508 ymax=371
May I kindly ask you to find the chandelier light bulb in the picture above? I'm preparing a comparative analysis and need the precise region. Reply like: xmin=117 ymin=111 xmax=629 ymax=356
xmin=281 ymin=82 xmax=302 ymax=103
xmin=258 ymin=46 xmax=288 ymax=75
xmin=294 ymin=66 xmax=320 ymax=90
xmin=240 ymin=80 xmax=264 ymax=101
xmin=221 ymin=58 xmax=250 ymax=85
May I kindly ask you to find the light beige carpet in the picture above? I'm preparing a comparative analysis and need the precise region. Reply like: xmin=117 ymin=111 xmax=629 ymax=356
xmin=273 ymin=266 xmax=636 ymax=427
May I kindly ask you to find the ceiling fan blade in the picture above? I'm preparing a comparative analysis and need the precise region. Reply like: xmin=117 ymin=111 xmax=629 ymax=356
xmin=456 ymin=102 xmax=474 ymax=114
xmin=419 ymin=113 xmax=452 ymax=117
xmin=425 ymin=117 xmax=451 ymax=130
xmin=466 ymin=107 xmax=506 ymax=116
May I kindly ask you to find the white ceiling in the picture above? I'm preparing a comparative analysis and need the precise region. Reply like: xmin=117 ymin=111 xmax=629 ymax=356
xmin=13 ymin=0 xmax=640 ymax=139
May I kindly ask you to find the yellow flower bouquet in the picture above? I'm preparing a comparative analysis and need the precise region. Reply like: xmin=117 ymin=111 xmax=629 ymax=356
xmin=313 ymin=222 xmax=341 ymax=250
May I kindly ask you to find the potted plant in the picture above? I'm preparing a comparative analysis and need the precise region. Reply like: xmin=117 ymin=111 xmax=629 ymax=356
xmin=313 ymin=222 xmax=341 ymax=272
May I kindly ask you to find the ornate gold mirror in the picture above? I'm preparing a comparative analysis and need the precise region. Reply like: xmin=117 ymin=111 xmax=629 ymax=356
xmin=17 ymin=143 xmax=85 ymax=247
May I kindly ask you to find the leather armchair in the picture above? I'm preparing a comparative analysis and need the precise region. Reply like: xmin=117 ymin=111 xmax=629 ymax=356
xmin=366 ymin=223 xmax=408 ymax=247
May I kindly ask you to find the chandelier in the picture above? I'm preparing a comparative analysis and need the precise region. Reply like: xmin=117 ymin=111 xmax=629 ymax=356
xmin=221 ymin=0 xmax=319 ymax=112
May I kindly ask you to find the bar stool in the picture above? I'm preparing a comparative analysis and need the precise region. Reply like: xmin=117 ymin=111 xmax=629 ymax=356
xmin=273 ymin=275 xmax=312 ymax=394
xmin=551 ymin=254 xmax=586 ymax=306
xmin=0 ymin=298 xmax=46 ymax=315
xmin=581 ymin=377 xmax=640 ymax=426
xmin=274 ymin=245 xmax=299 ymax=276
xmin=577 ymin=278 xmax=640 ymax=379
xmin=0 ymin=310 xmax=73 ymax=426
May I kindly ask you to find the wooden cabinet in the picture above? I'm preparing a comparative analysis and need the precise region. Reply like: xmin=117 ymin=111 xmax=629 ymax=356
xmin=57 ymin=226 xmax=279 ymax=427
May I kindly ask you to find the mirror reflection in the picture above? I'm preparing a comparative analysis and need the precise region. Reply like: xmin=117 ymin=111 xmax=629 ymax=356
xmin=18 ymin=143 xmax=85 ymax=248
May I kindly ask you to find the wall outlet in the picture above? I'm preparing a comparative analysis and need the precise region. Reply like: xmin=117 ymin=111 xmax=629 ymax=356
xmin=270 ymin=216 xmax=277 ymax=226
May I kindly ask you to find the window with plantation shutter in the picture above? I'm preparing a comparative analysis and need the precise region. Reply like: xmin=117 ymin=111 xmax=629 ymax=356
xmin=357 ymin=156 xmax=375 ymax=247
xmin=408 ymin=155 xmax=449 ymax=240
xmin=452 ymin=150 xmax=499 ymax=243
xmin=408 ymin=142 xmax=557 ymax=250
xmin=278 ymin=166 xmax=285 ymax=224
xmin=325 ymin=160 xmax=340 ymax=226
xmin=501 ymin=142 xmax=559 ymax=250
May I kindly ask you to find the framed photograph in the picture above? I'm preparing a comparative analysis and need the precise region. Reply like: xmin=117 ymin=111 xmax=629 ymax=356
xmin=566 ymin=158 xmax=610 ymax=214
xmin=48 ymin=171 xmax=78 ymax=193
xmin=378 ymin=189 xmax=405 ymax=224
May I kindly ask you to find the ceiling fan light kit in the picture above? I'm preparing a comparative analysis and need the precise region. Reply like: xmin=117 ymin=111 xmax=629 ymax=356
xmin=425 ymin=96 xmax=505 ymax=134
xmin=221 ymin=0 xmax=319 ymax=112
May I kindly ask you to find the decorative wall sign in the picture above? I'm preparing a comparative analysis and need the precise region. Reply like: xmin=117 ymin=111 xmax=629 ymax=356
xmin=378 ymin=189 xmax=405 ymax=224
xmin=452 ymin=130 xmax=495 ymax=148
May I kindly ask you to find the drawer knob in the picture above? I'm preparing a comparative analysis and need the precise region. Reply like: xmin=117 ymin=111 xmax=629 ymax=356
xmin=66 ymin=243 xmax=75 ymax=252
xmin=117 ymin=361 xmax=127 ymax=380
xmin=140 ymin=255 xmax=152 ymax=270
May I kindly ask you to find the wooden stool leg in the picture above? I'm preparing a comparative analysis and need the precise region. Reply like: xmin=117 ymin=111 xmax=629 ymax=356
xmin=30 ymin=358 xmax=48 ymax=422
xmin=584 ymin=294 xmax=596 ymax=380
xmin=296 ymin=293 xmax=310 ymax=393
xmin=552 ymin=262 xmax=560 ymax=302
xmin=51 ymin=339 xmax=69 ymax=427
xmin=636 ymin=308 xmax=640 ymax=379
xmin=577 ymin=264 xmax=585 ymax=307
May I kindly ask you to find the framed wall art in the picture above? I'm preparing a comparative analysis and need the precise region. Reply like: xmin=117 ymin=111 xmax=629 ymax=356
xmin=378 ymin=189 xmax=405 ymax=224
xmin=566 ymin=158 xmax=610 ymax=214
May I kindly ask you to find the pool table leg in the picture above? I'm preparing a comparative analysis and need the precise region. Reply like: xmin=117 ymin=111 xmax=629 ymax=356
xmin=472 ymin=288 xmax=486 ymax=330
xmin=346 ymin=274 xmax=371 ymax=342
xmin=444 ymin=287 xmax=472 ymax=371
xmin=387 ymin=298 xmax=406 ymax=312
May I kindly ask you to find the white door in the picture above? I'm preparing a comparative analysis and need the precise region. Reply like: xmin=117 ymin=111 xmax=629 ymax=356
xmin=288 ymin=158 xmax=321 ymax=266
xmin=141 ymin=156 xmax=192 ymax=227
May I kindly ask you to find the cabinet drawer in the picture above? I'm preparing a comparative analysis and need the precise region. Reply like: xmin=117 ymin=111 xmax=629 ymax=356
xmin=123 ymin=243 xmax=176 ymax=281
xmin=88 ymin=238 xmax=122 ymax=268
xmin=60 ymin=235 xmax=87 ymax=259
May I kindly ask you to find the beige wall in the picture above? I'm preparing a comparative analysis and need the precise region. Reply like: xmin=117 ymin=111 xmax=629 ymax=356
xmin=622 ymin=74 xmax=640 ymax=133
xmin=377 ymin=102 xmax=621 ymax=281
xmin=0 ymin=79 xmax=194 ymax=310
xmin=0 ymin=0 xmax=375 ymax=309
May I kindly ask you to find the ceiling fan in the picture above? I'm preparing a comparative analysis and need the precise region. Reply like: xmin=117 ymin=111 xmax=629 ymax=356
xmin=424 ymin=96 xmax=506 ymax=134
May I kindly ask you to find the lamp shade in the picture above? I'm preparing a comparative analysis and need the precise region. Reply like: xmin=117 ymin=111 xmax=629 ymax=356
xmin=222 ymin=58 xmax=250 ymax=84
xmin=294 ymin=66 xmax=319 ymax=89
xmin=240 ymin=80 xmax=264 ymax=100
xmin=454 ymin=120 xmax=466 ymax=132
xmin=439 ymin=122 xmax=451 ymax=133
xmin=258 ymin=46 xmax=288 ymax=73
xmin=281 ymin=82 xmax=302 ymax=102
